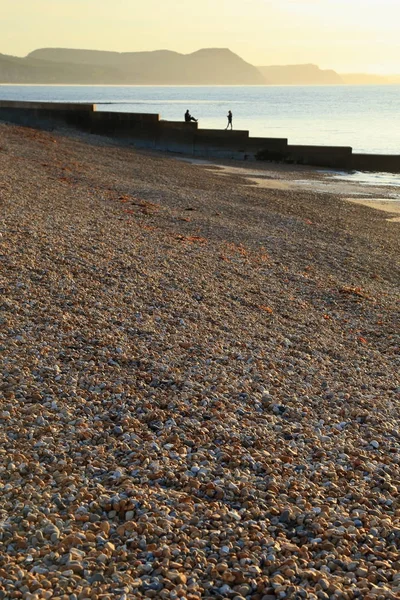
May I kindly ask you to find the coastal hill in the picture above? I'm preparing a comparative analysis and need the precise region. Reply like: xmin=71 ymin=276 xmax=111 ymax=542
xmin=26 ymin=48 xmax=265 ymax=85
xmin=0 ymin=52 xmax=121 ymax=84
xmin=341 ymin=72 xmax=400 ymax=85
xmin=259 ymin=66 xmax=400 ymax=85
xmin=257 ymin=63 xmax=343 ymax=85
xmin=0 ymin=47 xmax=399 ymax=85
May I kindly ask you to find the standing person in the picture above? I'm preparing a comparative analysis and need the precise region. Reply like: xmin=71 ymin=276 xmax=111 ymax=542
xmin=185 ymin=109 xmax=198 ymax=123
xmin=226 ymin=110 xmax=233 ymax=130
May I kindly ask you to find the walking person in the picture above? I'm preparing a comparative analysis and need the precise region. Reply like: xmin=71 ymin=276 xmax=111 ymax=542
xmin=225 ymin=110 xmax=233 ymax=130
xmin=185 ymin=109 xmax=198 ymax=123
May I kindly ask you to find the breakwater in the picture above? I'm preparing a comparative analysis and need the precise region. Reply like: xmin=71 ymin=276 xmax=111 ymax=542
xmin=1 ymin=100 xmax=399 ymax=173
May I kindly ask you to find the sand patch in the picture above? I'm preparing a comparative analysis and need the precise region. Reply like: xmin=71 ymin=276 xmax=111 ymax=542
xmin=246 ymin=177 xmax=292 ymax=190
xmin=346 ymin=197 xmax=400 ymax=221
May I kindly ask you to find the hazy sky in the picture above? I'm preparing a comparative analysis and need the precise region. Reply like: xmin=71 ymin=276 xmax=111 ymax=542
xmin=2 ymin=0 xmax=399 ymax=73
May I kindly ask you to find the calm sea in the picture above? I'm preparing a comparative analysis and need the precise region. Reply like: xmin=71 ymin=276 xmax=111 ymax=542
xmin=0 ymin=84 xmax=399 ymax=155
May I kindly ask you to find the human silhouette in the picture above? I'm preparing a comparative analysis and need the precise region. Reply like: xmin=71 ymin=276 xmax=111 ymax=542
xmin=225 ymin=110 xmax=233 ymax=130
xmin=185 ymin=109 xmax=198 ymax=123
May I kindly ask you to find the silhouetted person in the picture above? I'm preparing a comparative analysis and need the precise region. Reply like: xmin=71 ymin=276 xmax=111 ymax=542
xmin=185 ymin=109 xmax=197 ymax=123
xmin=226 ymin=110 xmax=233 ymax=130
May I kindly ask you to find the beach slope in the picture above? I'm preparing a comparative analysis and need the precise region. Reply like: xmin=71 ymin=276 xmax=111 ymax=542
xmin=0 ymin=123 xmax=399 ymax=599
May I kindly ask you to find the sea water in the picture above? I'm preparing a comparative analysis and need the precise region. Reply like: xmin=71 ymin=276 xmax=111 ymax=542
xmin=1 ymin=84 xmax=399 ymax=155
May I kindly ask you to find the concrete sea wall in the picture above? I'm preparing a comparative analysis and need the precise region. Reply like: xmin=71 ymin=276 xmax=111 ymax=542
xmin=0 ymin=100 xmax=399 ymax=173
xmin=0 ymin=100 xmax=94 ymax=131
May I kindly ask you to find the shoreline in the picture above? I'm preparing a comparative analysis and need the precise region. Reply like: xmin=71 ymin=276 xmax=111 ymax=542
xmin=1 ymin=122 xmax=399 ymax=599
xmin=177 ymin=156 xmax=400 ymax=218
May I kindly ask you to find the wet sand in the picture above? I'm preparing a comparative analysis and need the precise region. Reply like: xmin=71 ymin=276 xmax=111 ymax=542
xmin=178 ymin=157 xmax=400 ymax=222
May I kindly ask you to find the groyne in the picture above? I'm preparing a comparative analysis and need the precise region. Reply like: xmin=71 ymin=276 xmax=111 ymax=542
xmin=1 ymin=100 xmax=399 ymax=172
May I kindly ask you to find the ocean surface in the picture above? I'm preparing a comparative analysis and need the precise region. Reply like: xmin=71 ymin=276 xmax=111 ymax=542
xmin=1 ymin=84 xmax=399 ymax=155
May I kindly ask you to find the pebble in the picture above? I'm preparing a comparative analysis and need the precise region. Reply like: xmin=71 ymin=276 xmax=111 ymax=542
xmin=0 ymin=122 xmax=399 ymax=599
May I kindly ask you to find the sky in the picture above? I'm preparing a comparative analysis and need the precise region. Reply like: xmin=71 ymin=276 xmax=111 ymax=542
xmin=2 ymin=0 xmax=400 ymax=74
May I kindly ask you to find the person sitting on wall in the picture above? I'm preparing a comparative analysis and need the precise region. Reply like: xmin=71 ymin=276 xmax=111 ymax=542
xmin=185 ymin=109 xmax=198 ymax=123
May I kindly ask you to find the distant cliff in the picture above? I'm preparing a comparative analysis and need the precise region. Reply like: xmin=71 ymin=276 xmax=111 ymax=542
xmin=257 ymin=64 xmax=343 ymax=85
xmin=0 ymin=52 xmax=121 ymax=84
xmin=341 ymin=73 xmax=400 ymax=84
xmin=258 ymin=64 xmax=400 ymax=85
xmin=25 ymin=48 xmax=265 ymax=85
xmin=1 ymin=48 xmax=399 ymax=85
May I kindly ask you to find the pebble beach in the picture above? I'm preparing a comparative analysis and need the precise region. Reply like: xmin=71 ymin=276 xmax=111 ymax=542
xmin=0 ymin=122 xmax=399 ymax=600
